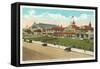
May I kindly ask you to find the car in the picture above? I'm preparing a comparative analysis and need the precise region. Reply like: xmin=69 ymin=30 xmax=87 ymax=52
xmin=42 ymin=43 xmax=47 ymax=46
xmin=64 ymin=47 xmax=71 ymax=52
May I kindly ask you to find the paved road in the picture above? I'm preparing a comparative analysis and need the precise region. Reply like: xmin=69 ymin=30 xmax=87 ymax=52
xmin=22 ymin=42 xmax=93 ymax=61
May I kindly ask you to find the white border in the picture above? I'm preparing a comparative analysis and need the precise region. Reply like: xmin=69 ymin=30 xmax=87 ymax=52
xmin=20 ymin=5 xmax=96 ymax=64
xmin=21 ymin=5 xmax=96 ymax=11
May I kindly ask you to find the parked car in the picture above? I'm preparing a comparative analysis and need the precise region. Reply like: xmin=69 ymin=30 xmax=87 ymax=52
xmin=42 ymin=43 xmax=47 ymax=46
xmin=64 ymin=46 xmax=71 ymax=52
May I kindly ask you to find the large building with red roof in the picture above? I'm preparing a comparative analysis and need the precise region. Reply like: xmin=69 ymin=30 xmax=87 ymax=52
xmin=26 ymin=16 xmax=94 ymax=39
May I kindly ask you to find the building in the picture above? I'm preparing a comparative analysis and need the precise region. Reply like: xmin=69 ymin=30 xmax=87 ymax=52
xmin=26 ymin=16 xmax=94 ymax=40
xmin=76 ymin=22 xmax=94 ymax=39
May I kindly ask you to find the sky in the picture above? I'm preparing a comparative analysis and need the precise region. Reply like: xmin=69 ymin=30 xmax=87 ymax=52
xmin=21 ymin=6 xmax=95 ymax=28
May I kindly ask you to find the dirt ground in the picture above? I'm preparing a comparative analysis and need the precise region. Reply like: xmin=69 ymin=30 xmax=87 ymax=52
xmin=22 ymin=42 xmax=93 ymax=61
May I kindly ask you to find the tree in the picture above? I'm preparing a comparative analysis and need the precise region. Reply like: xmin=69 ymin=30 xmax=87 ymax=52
xmin=24 ymin=29 xmax=33 ymax=34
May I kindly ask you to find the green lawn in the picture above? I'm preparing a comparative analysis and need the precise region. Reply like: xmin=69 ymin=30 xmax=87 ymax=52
xmin=23 ymin=35 xmax=94 ymax=51
xmin=55 ymin=38 xmax=93 ymax=51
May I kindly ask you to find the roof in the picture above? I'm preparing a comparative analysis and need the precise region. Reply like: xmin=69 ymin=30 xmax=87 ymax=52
xmin=51 ymin=26 xmax=65 ymax=31
xmin=34 ymin=29 xmax=42 ymax=32
xmin=71 ymin=24 xmax=79 ymax=30
xmin=83 ymin=25 xmax=93 ymax=30
xmin=54 ymin=32 xmax=75 ymax=35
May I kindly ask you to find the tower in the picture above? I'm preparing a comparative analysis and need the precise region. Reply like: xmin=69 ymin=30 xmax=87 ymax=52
xmin=34 ymin=21 xmax=36 ymax=25
xmin=71 ymin=16 xmax=76 ymax=25
xmin=89 ymin=21 xmax=91 ymax=27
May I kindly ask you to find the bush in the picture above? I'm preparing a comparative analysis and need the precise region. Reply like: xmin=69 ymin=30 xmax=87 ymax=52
xmin=24 ymin=39 xmax=26 ymax=42
xmin=29 ymin=40 xmax=32 ymax=43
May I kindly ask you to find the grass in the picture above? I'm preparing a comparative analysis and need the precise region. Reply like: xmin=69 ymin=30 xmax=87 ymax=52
xmin=55 ymin=38 xmax=93 ymax=51
xmin=23 ymin=35 xmax=94 ymax=51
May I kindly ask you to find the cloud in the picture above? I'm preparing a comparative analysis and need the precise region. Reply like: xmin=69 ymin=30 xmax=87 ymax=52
xmin=48 ymin=13 xmax=66 ymax=20
xmin=23 ymin=10 xmax=36 ymax=19
xmin=22 ymin=10 xmax=95 ymax=28
xmin=29 ymin=10 xmax=36 ymax=16
xmin=32 ymin=13 xmax=68 ymax=26
xmin=79 ymin=14 xmax=88 ymax=19
xmin=76 ymin=14 xmax=92 ymax=26
xmin=22 ymin=10 xmax=36 ymax=28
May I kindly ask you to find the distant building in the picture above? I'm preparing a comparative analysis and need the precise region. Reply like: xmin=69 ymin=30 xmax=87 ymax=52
xmin=77 ymin=22 xmax=94 ymax=39
xmin=24 ymin=16 xmax=94 ymax=40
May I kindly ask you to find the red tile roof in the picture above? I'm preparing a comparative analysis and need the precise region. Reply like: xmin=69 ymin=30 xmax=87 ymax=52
xmin=34 ymin=29 xmax=42 ymax=32
xmin=51 ymin=26 xmax=65 ymax=31
xmin=83 ymin=25 xmax=93 ymax=30
xmin=54 ymin=32 xmax=75 ymax=35
xmin=70 ymin=23 xmax=79 ymax=30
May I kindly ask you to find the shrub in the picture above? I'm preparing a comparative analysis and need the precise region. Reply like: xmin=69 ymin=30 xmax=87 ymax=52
xmin=29 ymin=40 xmax=32 ymax=43
xmin=24 ymin=39 xmax=26 ymax=42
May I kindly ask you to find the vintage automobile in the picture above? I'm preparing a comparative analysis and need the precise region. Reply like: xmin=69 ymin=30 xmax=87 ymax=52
xmin=42 ymin=43 xmax=47 ymax=46
xmin=64 ymin=46 xmax=72 ymax=52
